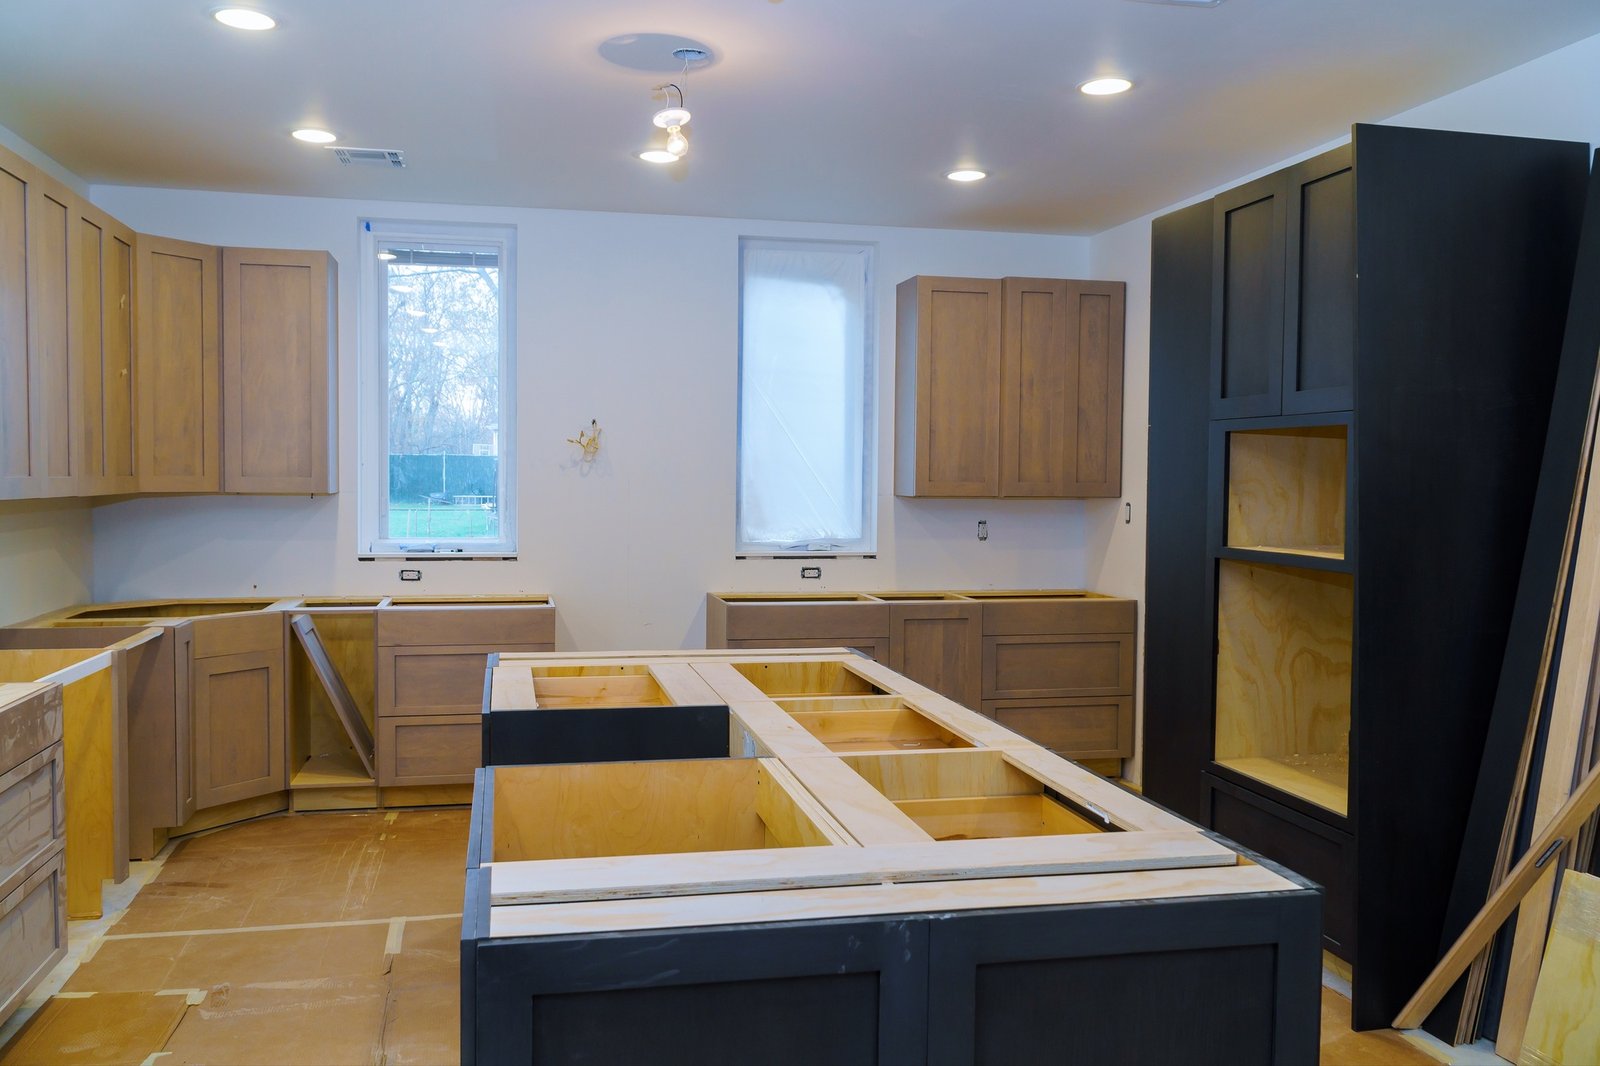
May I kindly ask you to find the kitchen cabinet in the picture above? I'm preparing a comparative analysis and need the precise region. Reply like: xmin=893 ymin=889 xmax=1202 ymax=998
xmin=0 ymin=683 xmax=66 ymax=1028
xmin=1145 ymin=123 xmax=1588 ymax=1028
xmin=222 ymin=247 xmax=337 ymax=494
xmin=27 ymin=176 xmax=76 ymax=497
xmin=1211 ymin=145 xmax=1354 ymax=418
xmin=706 ymin=591 xmax=1136 ymax=762
xmin=73 ymin=203 xmax=137 ymax=496
xmin=895 ymin=275 xmax=1125 ymax=499
xmin=189 ymin=613 xmax=285 ymax=809
xmin=136 ymin=234 xmax=221 ymax=492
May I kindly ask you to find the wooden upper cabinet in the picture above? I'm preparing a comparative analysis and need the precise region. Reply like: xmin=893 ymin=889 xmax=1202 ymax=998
xmin=898 ymin=274 xmax=1126 ymax=499
xmin=27 ymin=180 xmax=77 ymax=497
xmin=136 ymin=235 xmax=221 ymax=492
xmin=1000 ymin=278 xmax=1125 ymax=498
xmin=72 ymin=203 xmax=137 ymax=496
xmin=1210 ymin=144 xmax=1354 ymax=419
xmin=221 ymin=248 xmax=337 ymax=494
xmin=0 ymin=156 xmax=30 ymax=498
xmin=895 ymin=276 xmax=1003 ymax=497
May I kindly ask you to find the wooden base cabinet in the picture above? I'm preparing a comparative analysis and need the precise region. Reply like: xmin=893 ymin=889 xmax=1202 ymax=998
xmin=1144 ymin=123 xmax=1589 ymax=1029
xmin=0 ymin=683 xmax=67 ymax=1028
xmin=706 ymin=591 xmax=1136 ymax=761
xmin=190 ymin=614 xmax=286 ymax=810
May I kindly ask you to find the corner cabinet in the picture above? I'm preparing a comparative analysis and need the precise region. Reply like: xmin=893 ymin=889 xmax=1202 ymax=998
xmin=1144 ymin=124 xmax=1589 ymax=1030
xmin=894 ymin=275 xmax=1124 ymax=499
xmin=222 ymin=248 xmax=337 ymax=494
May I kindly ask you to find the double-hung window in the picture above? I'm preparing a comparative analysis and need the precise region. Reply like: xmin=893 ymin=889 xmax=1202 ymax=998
xmin=359 ymin=220 xmax=516 ymax=556
xmin=737 ymin=238 xmax=876 ymax=555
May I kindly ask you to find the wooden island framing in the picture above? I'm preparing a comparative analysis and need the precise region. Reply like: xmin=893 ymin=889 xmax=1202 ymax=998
xmin=464 ymin=649 xmax=1322 ymax=1065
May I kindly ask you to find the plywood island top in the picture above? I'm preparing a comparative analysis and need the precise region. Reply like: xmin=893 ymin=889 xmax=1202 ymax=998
xmin=480 ymin=649 xmax=1306 ymax=940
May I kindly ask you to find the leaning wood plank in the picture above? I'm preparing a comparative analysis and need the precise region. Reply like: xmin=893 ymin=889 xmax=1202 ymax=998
xmin=488 ymin=862 xmax=1294 ymax=938
xmin=1519 ymin=870 xmax=1600 ymax=1066
xmin=1498 ymin=454 xmax=1600 ymax=1056
xmin=489 ymin=831 xmax=1237 ymax=904
xmin=291 ymin=614 xmax=375 ymax=778
xmin=1395 ymin=756 xmax=1600 ymax=1029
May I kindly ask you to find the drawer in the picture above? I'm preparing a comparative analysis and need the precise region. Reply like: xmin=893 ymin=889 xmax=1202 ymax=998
xmin=1204 ymin=772 xmax=1353 ymax=957
xmin=981 ymin=634 xmax=1134 ymax=699
xmin=0 ymin=686 xmax=61 ymax=778
xmin=726 ymin=636 xmax=890 ymax=662
xmin=0 ymin=745 xmax=63 ymax=901
xmin=979 ymin=597 xmax=1136 ymax=636
xmin=377 ymin=606 xmax=554 ymax=648
xmin=716 ymin=600 xmax=889 ymax=642
xmin=378 ymin=714 xmax=481 ymax=787
xmin=378 ymin=644 xmax=547 ymax=717
xmin=983 ymin=698 xmax=1132 ymax=759
xmin=0 ymin=847 xmax=66 ymax=1026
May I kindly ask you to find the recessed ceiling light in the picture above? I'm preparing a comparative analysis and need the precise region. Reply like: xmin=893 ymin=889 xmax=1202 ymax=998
xmin=291 ymin=128 xmax=337 ymax=144
xmin=213 ymin=8 xmax=276 ymax=31
xmin=639 ymin=149 xmax=680 ymax=164
xmin=946 ymin=169 xmax=987 ymax=182
xmin=1079 ymin=77 xmax=1134 ymax=96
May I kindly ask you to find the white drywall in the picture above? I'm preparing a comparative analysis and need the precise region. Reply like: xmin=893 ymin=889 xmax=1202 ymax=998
xmin=1087 ymin=30 xmax=1600 ymax=781
xmin=0 ymin=501 xmax=93 ymax=625
xmin=86 ymin=188 xmax=1093 ymax=649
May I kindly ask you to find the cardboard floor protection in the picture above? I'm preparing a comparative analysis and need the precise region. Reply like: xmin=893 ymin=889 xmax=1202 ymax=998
xmin=0 ymin=991 xmax=189 ymax=1065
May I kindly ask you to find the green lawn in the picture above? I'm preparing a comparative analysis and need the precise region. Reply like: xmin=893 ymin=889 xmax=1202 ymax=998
xmin=387 ymin=502 xmax=500 ymax=539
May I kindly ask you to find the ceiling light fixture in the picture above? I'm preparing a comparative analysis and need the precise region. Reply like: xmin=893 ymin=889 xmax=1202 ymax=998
xmin=640 ymin=47 xmax=706 ymax=164
xmin=213 ymin=7 xmax=276 ymax=31
xmin=292 ymin=128 xmax=337 ymax=144
xmin=947 ymin=169 xmax=987 ymax=182
xmin=1079 ymin=77 xmax=1134 ymax=96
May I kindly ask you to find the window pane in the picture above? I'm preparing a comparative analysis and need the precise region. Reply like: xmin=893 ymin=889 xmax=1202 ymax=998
xmin=738 ymin=240 xmax=873 ymax=551
xmin=381 ymin=245 xmax=503 ymax=543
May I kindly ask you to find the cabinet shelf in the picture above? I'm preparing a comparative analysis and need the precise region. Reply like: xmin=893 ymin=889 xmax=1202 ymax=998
xmin=1214 ymin=754 xmax=1348 ymax=817
xmin=1217 ymin=545 xmax=1352 ymax=574
xmin=1225 ymin=424 xmax=1347 ymax=558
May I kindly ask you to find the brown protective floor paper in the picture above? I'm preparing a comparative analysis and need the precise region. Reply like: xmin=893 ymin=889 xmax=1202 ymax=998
xmin=0 ymin=991 xmax=190 ymax=1065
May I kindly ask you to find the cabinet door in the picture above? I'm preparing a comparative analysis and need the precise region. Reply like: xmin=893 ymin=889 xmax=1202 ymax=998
xmin=26 ymin=180 xmax=76 ymax=497
xmin=1000 ymin=278 xmax=1125 ymax=497
xmin=191 ymin=617 xmax=285 ymax=810
xmin=72 ymin=205 xmax=137 ymax=496
xmin=1210 ymin=173 xmax=1285 ymax=419
xmin=889 ymin=603 xmax=982 ymax=710
xmin=222 ymin=248 xmax=337 ymax=494
xmin=896 ymin=276 xmax=1002 ymax=497
xmin=1283 ymin=146 xmax=1355 ymax=414
xmin=136 ymin=235 xmax=220 ymax=492
xmin=0 ymin=154 xmax=30 ymax=498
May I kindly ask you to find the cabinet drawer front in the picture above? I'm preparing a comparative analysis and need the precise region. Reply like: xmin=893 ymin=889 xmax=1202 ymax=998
xmin=984 ymin=698 xmax=1131 ymax=759
xmin=1205 ymin=773 xmax=1353 ymax=956
xmin=720 ymin=602 xmax=889 ymax=642
xmin=980 ymin=598 xmax=1136 ymax=637
xmin=379 ymin=644 xmax=546 ymax=717
xmin=192 ymin=612 xmax=283 ymax=659
xmin=0 ymin=745 xmax=63 ymax=901
xmin=726 ymin=637 xmax=889 ymax=662
xmin=377 ymin=607 xmax=554 ymax=648
xmin=982 ymin=634 xmax=1133 ymax=699
xmin=0 ymin=686 xmax=61 ymax=777
xmin=0 ymin=848 xmax=66 ymax=1024
xmin=378 ymin=714 xmax=481 ymax=787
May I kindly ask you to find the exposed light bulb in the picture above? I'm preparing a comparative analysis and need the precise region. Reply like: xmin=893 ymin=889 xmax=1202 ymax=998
xmin=653 ymin=107 xmax=691 ymax=129
xmin=291 ymin=128 xmax=337 ymax=144
xmin=666 ymin=125 xmax=688 ymax=158
xmin=1079 ymin=77 xmax=1133 ymax=96
xmin=639 ymin=149 xmax=679 ymax=164
xmin=214 ymin=8 xmax=276 ymax=31
xmin=946 ymin=169 xmax=987 ymax=182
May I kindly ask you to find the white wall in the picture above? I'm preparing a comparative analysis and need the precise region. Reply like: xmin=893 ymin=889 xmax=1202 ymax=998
xmin=87 ymin=187 xmax=1092 ymax=649
xmin=0 ymin=501 xmax=93 ymax=625
xmin=1086 ymin=30 xmax=1600 ymax=781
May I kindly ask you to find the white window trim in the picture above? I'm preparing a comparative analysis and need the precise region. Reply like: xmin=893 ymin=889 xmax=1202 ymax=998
xmin=357 ymin=218 xmax=518 ymax=558
xmin=735 ymin=236 xmax=878 ymax=557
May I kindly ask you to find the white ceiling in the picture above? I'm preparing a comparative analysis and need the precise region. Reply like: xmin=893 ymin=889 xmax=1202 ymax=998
xmin=3 ymin=0 xmax=1599 ymax=234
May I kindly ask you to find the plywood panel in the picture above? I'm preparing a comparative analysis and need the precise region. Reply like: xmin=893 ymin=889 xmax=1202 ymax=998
xmin=1520 ymin=870 xmax=1600 ymax=1066
xmin=1227 ymin=425 xmax=1348 ymax=556
xmin=839 ymin=749 xmax=1038 ymax=803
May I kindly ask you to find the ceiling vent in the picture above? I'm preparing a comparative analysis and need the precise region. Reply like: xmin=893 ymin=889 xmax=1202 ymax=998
xmin=329 ymin=147 xmax=406 ymax=168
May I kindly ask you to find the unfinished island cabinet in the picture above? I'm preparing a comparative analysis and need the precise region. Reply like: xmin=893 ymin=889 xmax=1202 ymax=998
xmin=0 ymin=683 xmax=66 ymax=1029
xmin=895 ymin=275 xmax=1125 ymax=499
xmin=221 ymin=248 xmax=337 ymax=494
xmin=136 ymin=234 xmax=221 ymax=493
xmin=189 ymin=612 xmax=286 ymax=810
xmin=1144 ymin=123 xmax=1589 ymax=1029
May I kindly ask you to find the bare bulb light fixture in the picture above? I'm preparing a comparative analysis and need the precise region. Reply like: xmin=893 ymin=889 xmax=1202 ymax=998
xmin=1079 ymin=77 xmax=1133 ymax=96
xmin=638 ymin=47 xmax=706 ymax=165
xmin=213 ymin=7 xmax=276 ymax=30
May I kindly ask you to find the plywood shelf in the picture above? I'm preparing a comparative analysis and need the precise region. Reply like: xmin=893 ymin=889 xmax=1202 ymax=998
xmin=1215 ymin=754 xmax=1349 ymax=816
xmin=1226 ymin=424 xmax=1348 ymax=557
xmin=291 ymin=749 xmax=374 ymax=789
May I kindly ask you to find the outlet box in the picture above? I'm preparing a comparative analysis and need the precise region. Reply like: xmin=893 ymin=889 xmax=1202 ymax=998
xmin=400 ymin=569 xmax=422 ymax=581
xmin=801 ymin=566 xmax=822 ymax=579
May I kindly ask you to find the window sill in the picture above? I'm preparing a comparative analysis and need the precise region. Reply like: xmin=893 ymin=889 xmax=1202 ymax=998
xmin=359 ymin=552 xmax=518 ymax=561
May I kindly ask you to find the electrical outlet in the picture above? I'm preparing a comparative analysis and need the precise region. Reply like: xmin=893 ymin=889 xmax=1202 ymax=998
xmin=399 ymin=569 xmax=422 ymax=581
xmin=977 ymin=520 xmax=988 ymax=541
xmin=801 ymin=566 xmax=822 ymax=579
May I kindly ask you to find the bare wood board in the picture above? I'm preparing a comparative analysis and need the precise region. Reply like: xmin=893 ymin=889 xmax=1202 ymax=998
xmin=290 ymin=614 xmax=375 ymax=778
